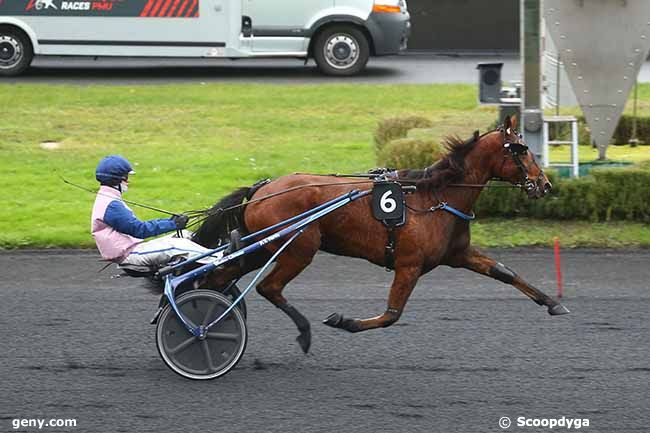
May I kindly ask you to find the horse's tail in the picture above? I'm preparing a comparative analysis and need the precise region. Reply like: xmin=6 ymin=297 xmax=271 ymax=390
xmin=192 ymin=179 xmax=270 ymax=248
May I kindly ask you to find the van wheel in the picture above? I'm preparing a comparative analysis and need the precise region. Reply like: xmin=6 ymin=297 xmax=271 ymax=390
xmin=0 ymin=28 xmax=33 ymax=77
xmin=313 ymin=25 xmax=370 ymax=76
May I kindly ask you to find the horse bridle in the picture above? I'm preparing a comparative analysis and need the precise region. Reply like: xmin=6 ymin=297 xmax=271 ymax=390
xmin=499 ymin=128 xmax=546 ymax=194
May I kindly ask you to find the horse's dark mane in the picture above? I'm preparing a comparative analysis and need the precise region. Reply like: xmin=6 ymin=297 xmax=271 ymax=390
xmin=398 ymin=130 xmax=482 ymax=190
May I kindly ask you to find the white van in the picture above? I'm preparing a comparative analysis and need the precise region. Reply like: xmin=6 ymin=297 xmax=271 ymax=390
xmin=0 ymin=0 xmax=410 ymax=76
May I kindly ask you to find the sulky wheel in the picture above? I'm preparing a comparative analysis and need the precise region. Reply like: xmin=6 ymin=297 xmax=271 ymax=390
xmin=156 ymin=290 xmax=247 ymax=380
xmin=175 ymin=282 xmax=247 ymax=320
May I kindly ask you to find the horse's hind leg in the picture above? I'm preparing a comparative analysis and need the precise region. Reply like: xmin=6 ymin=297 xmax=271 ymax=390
xmin=256 ymin=232 xmax=320 ymax=353
xmin=449 ymin=247 xmax=569 ymax=315
xmin=324 ymin=264 xmax=421 ymax=333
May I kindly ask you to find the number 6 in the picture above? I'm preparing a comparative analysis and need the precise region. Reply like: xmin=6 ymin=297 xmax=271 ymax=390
xmin=380 ymin=190 xmax=397 ymax=213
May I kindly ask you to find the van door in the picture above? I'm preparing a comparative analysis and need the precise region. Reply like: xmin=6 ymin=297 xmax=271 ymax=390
xmin=243 ymin=0 xmax=334 ymax=52
xmin=11 ymin=0 xmax=233 ymax=58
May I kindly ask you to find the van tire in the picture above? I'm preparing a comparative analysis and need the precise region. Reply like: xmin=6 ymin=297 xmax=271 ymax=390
xmin=313 ymin=25 xmax=370 ymax=76
xmin=0 ymin=27 xmax=33 ymax=77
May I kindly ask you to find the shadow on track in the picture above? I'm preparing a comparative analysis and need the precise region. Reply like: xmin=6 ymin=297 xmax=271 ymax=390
xmin=10 ymin=62 xmax=402 ymax=84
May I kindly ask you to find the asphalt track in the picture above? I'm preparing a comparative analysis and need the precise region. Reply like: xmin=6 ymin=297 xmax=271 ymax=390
xmin=6 ymin=55 xmax=650 ymax=85
xmin=7 ymin=54 xmax=522 ymax=85
xmin=1 ymin=248 xmax=649 ymax=433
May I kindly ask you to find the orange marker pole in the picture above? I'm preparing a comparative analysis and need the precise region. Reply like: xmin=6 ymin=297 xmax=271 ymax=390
xmin=553 ymin=237 xmax=564 ymax=299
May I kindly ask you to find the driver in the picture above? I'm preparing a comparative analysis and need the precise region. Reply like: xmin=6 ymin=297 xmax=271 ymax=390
xmin=91 ymin=155 xmax=222 ymax=267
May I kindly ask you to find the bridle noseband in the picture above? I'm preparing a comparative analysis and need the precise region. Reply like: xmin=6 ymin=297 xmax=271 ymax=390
xmin=499 ymin=128 xmax=546 ymax=194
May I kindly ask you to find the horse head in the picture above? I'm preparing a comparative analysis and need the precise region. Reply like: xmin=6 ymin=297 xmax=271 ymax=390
xmin=487 ymin=116 xmax=552 ymax=199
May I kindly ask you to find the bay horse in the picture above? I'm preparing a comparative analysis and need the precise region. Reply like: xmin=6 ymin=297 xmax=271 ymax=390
xmin=192 ymin=116 xmax=570 ymax=354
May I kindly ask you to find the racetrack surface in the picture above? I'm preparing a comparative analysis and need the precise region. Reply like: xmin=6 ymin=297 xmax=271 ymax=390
xmin=1 ymin=249 xmax=649 ymax=433
xmin=4 ymin=54 xmax=522 ymax=85
xmin=7 ymin=55 xmax=650 ymax=85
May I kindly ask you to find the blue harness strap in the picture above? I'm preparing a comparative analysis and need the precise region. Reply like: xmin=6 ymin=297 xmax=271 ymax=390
xmin=406 ymin=200 xmax=476 ymax=221
xmin=437 ymin=202 xmax=476 ymax=221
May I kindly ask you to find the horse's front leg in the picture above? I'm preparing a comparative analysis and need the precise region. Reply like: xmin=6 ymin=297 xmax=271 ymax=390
xmin=449 ymin=247 xmax=569 ymax=315
xmin=323 ymin=265 xmax=421 ymax=333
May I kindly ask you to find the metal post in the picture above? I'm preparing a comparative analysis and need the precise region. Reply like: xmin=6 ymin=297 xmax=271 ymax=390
xmin=542 ymin=120 xmax=550 ymax=168
xmin=521 ymin=0 xmax=544 ymax=158
xmin=555 ymin=53 xmax=561 ymax=144
xmin=571 ymin=120 xmax=579 ymax=178
xmin=630 ymin=75 xmax=640 ymax=147
xmin=555 ymin=53 xmax=561 ymax=116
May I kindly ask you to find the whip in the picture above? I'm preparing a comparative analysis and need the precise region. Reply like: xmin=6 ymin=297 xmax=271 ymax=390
xmin=59 ymin=175 xmax=181 ymax=216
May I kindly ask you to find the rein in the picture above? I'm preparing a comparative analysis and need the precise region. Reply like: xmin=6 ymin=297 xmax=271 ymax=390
xmin=60 ymin=173 xmax=374 ymax=227
xmin=293 ymin=172 xmax=479 ymax=221
xmin=292 ymin=172 xmax=520 ymax=190
xmin=188 ymin=175 xmax=492 ymax=229
xmin=186 ymin=180 xmax=375 ymax=228
xmin=223 ymin=162 xmax=524 ymax=225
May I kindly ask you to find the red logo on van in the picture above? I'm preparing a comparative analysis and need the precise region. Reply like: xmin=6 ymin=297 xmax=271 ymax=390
xmin=140 ymin=0 xmax=199 ymax=17
xmin=18 ymin=0 xmax=199 ymax=16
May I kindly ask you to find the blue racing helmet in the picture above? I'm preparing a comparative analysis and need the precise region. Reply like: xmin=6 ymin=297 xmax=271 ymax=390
xmin=95 ymin=155 xmax=135 ymax=185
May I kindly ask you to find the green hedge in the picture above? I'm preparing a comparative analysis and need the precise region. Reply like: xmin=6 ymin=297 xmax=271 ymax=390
xmin=611 ymin=115 xmax=650 ymax=145
xmin=373 ymin=116 xmax=433 ymax=153
xmin=377 ymin=136 xmax=444 ymax=169
xmin=475 ymin=167 xmax=650 ymax=222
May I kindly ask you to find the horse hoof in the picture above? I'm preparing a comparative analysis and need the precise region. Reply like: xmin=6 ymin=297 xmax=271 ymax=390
xmin=341 ymin=318 xmax=362 ymax=333
xmin=323 ymin=313 xmax=343 ymax=328
xmin=548 ymin=304 xmax=570 ymax=315
xmin=323 ymin=313 xmax=362 ymax=333
xmin=296 ymin=331 xmax=311 ymax=354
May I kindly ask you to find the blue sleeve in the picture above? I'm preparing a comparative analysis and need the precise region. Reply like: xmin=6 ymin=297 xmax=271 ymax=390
xmin=103 ymin=200 xmax=177 ymax=239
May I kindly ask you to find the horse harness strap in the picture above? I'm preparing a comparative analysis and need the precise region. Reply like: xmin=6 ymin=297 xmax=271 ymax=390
xmin=385 ymin=227 xmax=397 ymax=271
xmin=499 ymin=126 xmax=546 ymax=194
xmin=370 ymin=180 xmax=409 ymax=272
xmin=428 ymin=201 xmax=476 ymax=221
xmin=381 ymin=201 xmax=474 ymax=272
xmin=405 ymin=191 xmax=476 ymax=221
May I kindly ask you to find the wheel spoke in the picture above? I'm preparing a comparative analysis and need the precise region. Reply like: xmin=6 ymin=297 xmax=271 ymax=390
xmin=168 ymin=336 xmax=196 ymax=355
xmin=173 ymin=308 xmax=197 ymax=329
xmin=206 ymin=332 xmax=239 ymax=341
xmin=203 ymin=299 xmax=220 ymax=326
xmin=201 ymin=340 xmax=215 ymax=372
